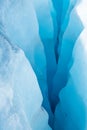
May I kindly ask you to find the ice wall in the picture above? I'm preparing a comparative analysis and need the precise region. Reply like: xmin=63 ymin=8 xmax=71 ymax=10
xmin=52 ymin=0 xmax=83 ymax=109
xmin=54 ymin=0 xmax=87 ymax=129
xmin=0 ymin=34 xmax=51 ymax=130
xmin=0 ymin=0 xmax=53 ymax=124
xmin=32 ymin=0 xmax=57 ymax=111
xmin=0 ymin=0 xmax=87 ymax=129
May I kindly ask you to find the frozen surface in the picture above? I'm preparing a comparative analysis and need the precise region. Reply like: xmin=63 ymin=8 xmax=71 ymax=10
xmin=54 ymin=0 xmax=87 ymax=129
xmin=32 ymin=0 xmax=57 ymax=108
xmin=0 ymin=34 xmax=51 ymax=130
xmin=52 ymin=0 xmax=83 ymax=108
xmin=55 ymin=29 xmax=87 ymax=130
xmin=0 ymin=0 xmax=52 ymax=122
xmin=0 ymin=0 xmax=87 ymax=130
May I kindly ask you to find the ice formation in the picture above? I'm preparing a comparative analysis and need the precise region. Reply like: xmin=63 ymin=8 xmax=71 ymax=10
xmin=52 ymin=0 xmax=83 ymax=108
xmin=0 ymin=0 xmax=87 ymax=130
xmin=0 ymin=0 xmax=53 ymax=124
xmin=0 ymin=34 xmax=52 ymax=130
xmin=54 ymin=0 xmax=87 ymax=130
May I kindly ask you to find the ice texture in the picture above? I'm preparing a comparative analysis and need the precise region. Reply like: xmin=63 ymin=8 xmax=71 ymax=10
xmin=32 ymin=0 xmax=57 ymax=123
xmin=52 ymin=0 xmax=82 ymax=107
xmin=0 ymin=0 xmax=87 ymax=130
xmin=0 ymin=0 xmax=52 ymax=124
xmin=0 ymin=34 xmax=51 ymax=130
xmin=54 ymin=0 xmax=87 ymax=130
xmin=54 ymin=28 xmax=87 ymax=130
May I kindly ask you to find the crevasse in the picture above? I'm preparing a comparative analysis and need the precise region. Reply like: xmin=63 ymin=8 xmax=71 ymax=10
xmin=0 ymin=0 xmax=87 ymax=130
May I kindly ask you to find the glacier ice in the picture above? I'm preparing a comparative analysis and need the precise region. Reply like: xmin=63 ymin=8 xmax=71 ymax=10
xmin=0 ymin=0 xmax=53 ymax=124
xmin=52 ymin=0 xmax=83 ymax=109
xmin=0 ymin=34 xmax=51 ymax=130
xmin=32 ymin=0 xmax=57 ymax=110
xmin=54 ymin=28 xmax=87 ymax=130
xmin=0 ymin=0 xmax=87 ymax=129
xmin=53 ymin=0 xmax=87 ymax=130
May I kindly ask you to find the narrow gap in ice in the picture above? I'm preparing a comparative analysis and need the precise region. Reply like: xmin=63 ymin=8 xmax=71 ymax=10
xmin=51 ymin=0 xmax=83 ymax=111
xmin=53 ymin=0 xmax=87 ymax=129
xmin=0 ymin=0 xmax=87 ymax=130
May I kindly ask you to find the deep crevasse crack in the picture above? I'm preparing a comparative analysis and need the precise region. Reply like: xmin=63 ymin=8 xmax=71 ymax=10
xmin=0 ymin=0 xmax=86 ymax=130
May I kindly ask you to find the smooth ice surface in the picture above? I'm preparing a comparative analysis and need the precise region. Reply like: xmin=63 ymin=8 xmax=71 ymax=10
xmin=77 ymin=0 xmax=87 ymax=27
